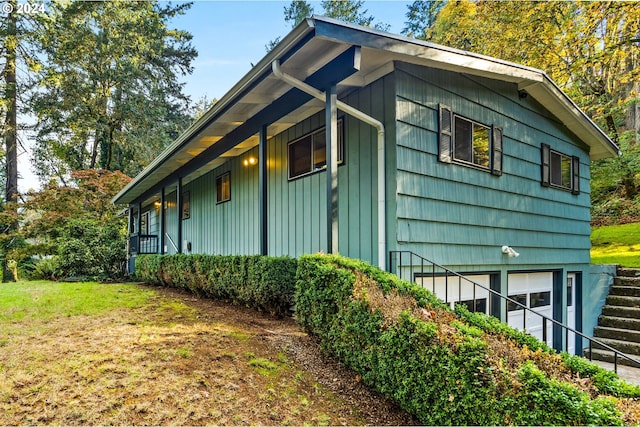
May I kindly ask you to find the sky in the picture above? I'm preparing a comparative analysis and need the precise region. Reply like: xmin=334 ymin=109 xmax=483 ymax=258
xmin=171 ymin=0 xmax=411 ymax=101
xmin=18 ymin=0 xmax=412 ymax=192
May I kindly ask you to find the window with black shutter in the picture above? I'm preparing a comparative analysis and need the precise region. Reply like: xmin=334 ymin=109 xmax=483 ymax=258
xmin=540 ymin=143 xmax=580 ymax=194
xmin=438 ymin=104 xmax=502 ymax=174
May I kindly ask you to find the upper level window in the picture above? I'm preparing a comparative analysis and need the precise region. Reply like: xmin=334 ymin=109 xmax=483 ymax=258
xmin=541 ymin=143 xmax=580 ymax=194
xmin=438 ymin=104 xmax=502 ymax=176
xmin=216 ymin=171 xmax=231 ymax=203
xmin=454 ymin=116 xmax=490 ymax=168
xmin=288 ymin=121 xmax=344 ymax=180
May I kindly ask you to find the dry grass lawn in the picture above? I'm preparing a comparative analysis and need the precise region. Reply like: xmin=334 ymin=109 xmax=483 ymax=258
xmin=0 ymin=281 xmax=414 ymax=425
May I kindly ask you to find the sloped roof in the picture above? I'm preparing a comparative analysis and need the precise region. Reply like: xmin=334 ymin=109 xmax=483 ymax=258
xmin=113 ymin=16 xmax=618 ymax=205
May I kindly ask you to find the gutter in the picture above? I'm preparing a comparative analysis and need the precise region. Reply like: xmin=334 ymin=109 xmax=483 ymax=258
xmin=271 ymin=59 xmax=387 ymax=270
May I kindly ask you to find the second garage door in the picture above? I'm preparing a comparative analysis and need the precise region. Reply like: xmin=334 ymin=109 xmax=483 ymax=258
xmin=507 ymin=272 xmax=554 ymax=347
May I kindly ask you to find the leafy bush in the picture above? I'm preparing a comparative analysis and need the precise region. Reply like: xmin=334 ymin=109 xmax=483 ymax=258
xmin=295 ymin=253 xmax=629 ymax=425
xmin=54 ymin=218 xmax=127 ymax=280
xmin=31 ymin=257 xmax=59 ymax=280
xmin=135 ymin=254 xmax=297 ymax=316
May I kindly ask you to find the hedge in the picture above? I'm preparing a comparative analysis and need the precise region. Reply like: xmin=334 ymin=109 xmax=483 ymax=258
xmin=135 ymin=252 xmax=639 ymax=424
xmin=295 ymin=253 xmax=633 ymax=426
xmin=135 ymin=254 xmax=297 ymax=316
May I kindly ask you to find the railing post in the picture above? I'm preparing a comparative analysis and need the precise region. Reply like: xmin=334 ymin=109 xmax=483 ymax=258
xmin=542 ymin=318 xmax=547 ymax=344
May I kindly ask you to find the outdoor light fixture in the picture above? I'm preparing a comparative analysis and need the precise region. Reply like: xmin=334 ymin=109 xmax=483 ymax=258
xmin=501 ymin=245 xmax=520 ymax=258
xmin=243 ymin=156 xmax=257 ymax=167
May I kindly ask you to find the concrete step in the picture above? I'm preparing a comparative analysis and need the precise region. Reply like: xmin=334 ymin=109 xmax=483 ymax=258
xmin=590 ymin=336 xmax=640 ymax=356
xmin=609 ymin=286 xmax=640 ymax=297
xmin=594 ymin=326 xmax=640 ymax=343
xmin=614 ymin=276 xmax=640 ymax=286
xmin=583 ymin=348 xmax=640 ymax=368
xmin=602 ymin=305 xmax=640 ymax=319
xmin=617 ymin=268 xmax=640 ymax=278
xmin=598 ymin=315 xmax=640 ymax=331
xmin=605 ymin=295 xmax=640 ymax=308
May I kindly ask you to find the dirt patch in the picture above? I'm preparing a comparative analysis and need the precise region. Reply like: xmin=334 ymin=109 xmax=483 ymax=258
xmin=0 ymin=284 xmax=416 ymax=426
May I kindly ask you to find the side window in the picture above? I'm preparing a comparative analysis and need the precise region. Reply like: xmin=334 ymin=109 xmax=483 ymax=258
xmin=216 ymin=172 xmax=231 ymax=203
xmin=288 ymin=120 xmax=344 ymax=180
xmin=438 ymin=104 xmax=502 ymax=175
xmin=541 ymin=143 xmax=580 ymax=194
xmin=140 ymin=211 xmax=149 ymax=235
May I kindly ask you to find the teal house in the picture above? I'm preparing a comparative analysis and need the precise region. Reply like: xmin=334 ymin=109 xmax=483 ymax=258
xmin=113 ymin=17 xmax=619 ymax=354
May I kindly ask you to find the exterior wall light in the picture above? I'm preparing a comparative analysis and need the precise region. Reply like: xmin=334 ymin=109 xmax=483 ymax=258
xmin=243 ymin=156 xmax=257 ymax=167
xmin=501 ymin=245 xmax=520 ymax=258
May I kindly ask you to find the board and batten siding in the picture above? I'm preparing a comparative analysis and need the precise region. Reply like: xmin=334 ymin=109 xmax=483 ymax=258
xmin=179 ymin=148 xmax=260 ymax=255
xmin=267 ymin=74 xmax=396 ymax=265
xmin=393 ymin=61 xmax=592 ymax=270
xmin=165 ymin=73 xmax=395 ymax=265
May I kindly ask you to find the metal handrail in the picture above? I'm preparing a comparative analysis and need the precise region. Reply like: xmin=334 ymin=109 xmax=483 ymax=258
xmin=389 ymin=250 xmax=640 ymax=373
xmin=165 ymin=232 xmax=179 ymax=253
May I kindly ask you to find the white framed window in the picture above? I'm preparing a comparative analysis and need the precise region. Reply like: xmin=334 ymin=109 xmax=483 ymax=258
xmin=288 ymin=120 xmax=344 ymax=180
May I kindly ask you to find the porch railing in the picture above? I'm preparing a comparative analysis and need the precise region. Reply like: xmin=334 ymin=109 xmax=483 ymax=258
xmin=129 ymin=233 xmax=159 ymax=255
xmin=389 ymin=250 xmax=640 ymax=373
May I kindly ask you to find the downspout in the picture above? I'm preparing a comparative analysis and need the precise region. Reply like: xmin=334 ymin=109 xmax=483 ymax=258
xmin=272 ymin=60 xmax=387 ymax=270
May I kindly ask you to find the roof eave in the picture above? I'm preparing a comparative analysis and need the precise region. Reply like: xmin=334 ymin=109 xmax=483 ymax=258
xmin=112 ymin=18 xmax=317 ymax=205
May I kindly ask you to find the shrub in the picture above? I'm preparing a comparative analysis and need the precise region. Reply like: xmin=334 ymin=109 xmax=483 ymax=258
xmin=135 ymin=254 xmax=297 ymax=316
xmin=295 ymin=253 xmax=629 ymax=425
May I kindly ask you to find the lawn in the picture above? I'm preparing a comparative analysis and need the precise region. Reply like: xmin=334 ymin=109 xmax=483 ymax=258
xmin=591 ymin=222 xmax=640 ymax=267
xmin=0 ymin=281 xmax=413 ymax=425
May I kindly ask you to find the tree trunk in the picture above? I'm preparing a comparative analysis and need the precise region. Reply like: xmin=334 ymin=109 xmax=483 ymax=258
xmin=4 ymin=0 xmax=18 ymax=207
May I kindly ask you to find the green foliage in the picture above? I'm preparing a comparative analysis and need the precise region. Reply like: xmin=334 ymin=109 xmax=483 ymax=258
xmin=561 ymin=353 xmax=640 ymax=398
xmin=17 ymin=170 xmax=131 ymax=280
xmin=295 ymin=253 xmax=630 ymax=425
xmin=513 ymin=362 xmax=623 ymax=426
xmin=52 ymin=218 xmax=127 ymax=279
xmin=31 ymin=0 xmax=196 ymax=180
xmin=454 ymin=303 xmax=552 ymax=353
xmin=135 ymin=254 xmax=298 ymax=316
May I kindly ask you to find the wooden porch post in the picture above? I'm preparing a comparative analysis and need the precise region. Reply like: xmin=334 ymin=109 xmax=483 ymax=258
xmin=177 ymin=177 xmax=183 ymax=254
xmin=159 ymin=187 xmax=165 ymax=255
xmin=326 ymin=85 xmax=338 ymax=254
xmin=259 ymin=124 xmax=268 ymax=255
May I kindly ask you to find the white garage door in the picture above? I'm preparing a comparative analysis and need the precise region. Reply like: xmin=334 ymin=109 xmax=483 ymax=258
xmin=418 ymin=274 xmax=491 ymax=314
xmin=507 ymin=272 xmax=553 ymax=346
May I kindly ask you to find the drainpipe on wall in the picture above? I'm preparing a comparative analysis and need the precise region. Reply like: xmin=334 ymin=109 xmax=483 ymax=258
xmin=271 ymin=60 xmax=387 ymax=270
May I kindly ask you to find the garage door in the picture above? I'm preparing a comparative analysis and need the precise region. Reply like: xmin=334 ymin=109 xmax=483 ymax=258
xmin=418 ymin=274 xmax=491 ymax=314
xmin=507 ymin=272 xmax=553 ymax=346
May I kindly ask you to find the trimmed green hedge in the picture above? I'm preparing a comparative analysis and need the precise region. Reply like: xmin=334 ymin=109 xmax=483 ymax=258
xmin=135 ymin=252 xmax=639 ymax=424
xmin=135 ymin=254 xmax=297 ymax=316
xmin=295 ymin=254 xmax=630 ymax=425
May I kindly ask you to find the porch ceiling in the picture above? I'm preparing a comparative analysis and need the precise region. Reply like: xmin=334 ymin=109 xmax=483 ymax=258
xmin=113 ymin=16 xmax=618 ymax=206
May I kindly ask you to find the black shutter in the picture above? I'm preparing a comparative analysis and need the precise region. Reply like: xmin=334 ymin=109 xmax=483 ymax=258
xmin=541 ymin=143 xmax=550 ymax=187
xmin=571 ymin=156 xmax=580 ymax=195
xmin=438 ymin=104 xmax=452 ymax=163
xmin=491 ymin=125 xmax=503 ymax=176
